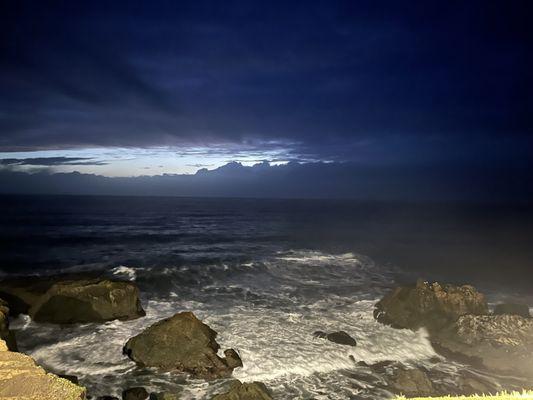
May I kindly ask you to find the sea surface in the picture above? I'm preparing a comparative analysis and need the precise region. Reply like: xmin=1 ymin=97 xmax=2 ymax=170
xmin=0 ymin=195 xmax=532 ymax=399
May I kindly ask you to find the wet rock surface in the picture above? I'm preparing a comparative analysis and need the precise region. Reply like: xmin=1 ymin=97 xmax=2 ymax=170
xmin=432 ymin=314 xmax=533 ymax=377
xmin=493 ymin=303 xmax=531 ymax=318
xmin=388 ymin=367 xmax=435 ymax=397
xmin=123 ymin=387 xmax=150 ymax=400
xmin=0 ymin=275 xmax=145 ymax=323
xmin=124 ymin=311 xmax=241 ymax=379
xmin=313 ymin=330 xmax=357 ymax=346
xmin=374 ymin=279 xmax=488 ymax=332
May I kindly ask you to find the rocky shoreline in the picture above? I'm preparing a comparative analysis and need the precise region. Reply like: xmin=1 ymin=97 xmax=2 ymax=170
xmin=0 ymin=275 xmax=531 ymax=399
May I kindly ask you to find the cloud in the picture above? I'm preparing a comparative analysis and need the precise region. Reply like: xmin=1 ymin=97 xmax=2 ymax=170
xmin=0 ymin=157 xmax=108 ymax=166
xmin=0 ymin=161 xmax=531 ymax=203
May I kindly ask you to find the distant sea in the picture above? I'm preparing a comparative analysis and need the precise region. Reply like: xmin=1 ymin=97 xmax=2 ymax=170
xmin=1 ymin=195 xmax=532 ymax=398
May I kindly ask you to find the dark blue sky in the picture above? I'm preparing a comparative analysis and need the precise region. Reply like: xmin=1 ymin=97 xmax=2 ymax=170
xmin=0 ymin=0 xmax=532 ymax=199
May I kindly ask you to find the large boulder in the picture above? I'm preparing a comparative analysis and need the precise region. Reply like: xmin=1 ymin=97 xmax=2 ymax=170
xmin=27 ymin=279 xmax=145 ymax=324
xmin=211 ymin=381 xmax=273 ymax=400
xmin=374 ymin=280 xmax=488 ymax=332
xmin=0 ymin=298 xmax=17 ymax=351
xmin=0 ymin=277 xmax=55 ymax=315
xmin=123 ymin=312 xmax=241 ymax=379
xmin=432 ymin=314 xmax=533 ymax=378
xmin=0 ymin=338 xmax=86 ymax=399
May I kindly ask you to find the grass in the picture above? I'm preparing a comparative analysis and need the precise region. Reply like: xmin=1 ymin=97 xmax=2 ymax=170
xmin=396 ymin=391 xmax=533 ymax=400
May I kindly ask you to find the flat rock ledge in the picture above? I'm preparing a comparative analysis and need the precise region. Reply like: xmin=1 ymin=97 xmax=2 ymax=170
xmin=124 ymin=311 xmax=242 ymax=379
xmin=0 ymin=338 xmax=86 ymax=399
xmin=0 ymin=276 xmax=145 ymax=324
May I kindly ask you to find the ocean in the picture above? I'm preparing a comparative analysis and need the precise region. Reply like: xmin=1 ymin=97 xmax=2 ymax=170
xmin=1 ymin=195 xmax=532 ymax=398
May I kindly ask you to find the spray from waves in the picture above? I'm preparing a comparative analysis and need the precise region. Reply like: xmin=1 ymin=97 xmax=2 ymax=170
xmin=11 ymin=249 xmax=459 ymax=399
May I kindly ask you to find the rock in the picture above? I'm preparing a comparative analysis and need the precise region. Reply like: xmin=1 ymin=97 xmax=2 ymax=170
xmin=97 ymin=397 xmax=119 ymax=400
xmin=458 ymin=374 xmax=497 ymax=396
xmin=374 ymin=279 xmax=488 ymax=332
xmin=0 ymin=277 xmax=55 ymax=315
xmin=123 ymin=387 xmax=149 ymax=400
xmin=0 ymin=338 xmax=86 ymax=399
xmin=124 ymin=312 xmax=241 ymax=379
xmin=493 ymin=303 xmax=530 ymax=318
xmin=0 ymin=298 xmax=17 ymax=351
xmin=388 ymin=367 xmax=434 ymax=397
xmin=432 ymin=314 xmax=533 ymax=378
xmin=313 ymin=330 xmax=357 ymax=346
xmin=211 ymin=380 xmax=273 ymax=400
xmin=149 ymin=393 xmax=179 ymax=400
xmin=58 ymin=374 xmax=80 ymax=384
xmin=28 ymin=279 xmax=145 ymax=323
xmin=224 ymin=349 xmax=243 ymax=369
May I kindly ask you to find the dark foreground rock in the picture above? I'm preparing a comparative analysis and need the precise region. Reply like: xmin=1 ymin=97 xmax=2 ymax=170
xmin=432 ymin=314 xmax=533 ymax=378
xmin=124 ymin=312 xmax=241 ymax=379
xmin=313 ymin=330 xmax=357 ymax=346
xmin=123 ymin=387 xmax=149 ymax=400
xmin=211 ymin=381 xmax=273 ymax=400
xmin=493 ymin=303 xmax=530 ymax=318
xmin=0 ymin=298 xmax=17 ymax=351
xmin=149 ymin=393 xmax=179 ymax=400
xmin=374 ymin=279 xmax=488 ymax=332
xmin=0 ymin=276 xmax=145 ymax=324
xmin=388 ymin=367 xmax=434 ymax=397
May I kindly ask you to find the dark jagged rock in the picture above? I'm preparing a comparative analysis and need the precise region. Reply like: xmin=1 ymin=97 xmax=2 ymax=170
xmin=211 ymin=380 xmax=273 ymax=400
xmin=123 ymin=387 xmax=149 ymax=400
xmin=97 ymin=397 xmax=119 ymax=400
xmin=58 ymin=374 xmax=79 ymax=385
xmin=432 ymin=314 xmax=533 ymax=378
xmin=374 ymin=279 xmax=488 ymax=332
xmin=224 ymin=349 xmax=243 ymax=369
xmin=313 ymin=330 xmax=357 ymax=346
xmin=493 ymin=303 xmax=530 ymax=318
xmin=123 ymin=312 xmax=241 ymax=379
xmin=0 ymin=298 xmax=17 ymax=351
xmin=388 ymin=367 xmax=434 ymax=397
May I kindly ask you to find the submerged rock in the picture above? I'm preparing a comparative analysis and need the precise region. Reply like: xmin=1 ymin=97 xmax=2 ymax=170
xmin=432 ymin=314 xmax=533 ymax=377
xmin=0 ymin=298 xmax=17 ymax=351
xmin=0 ymin=338 xmax=86 ymax=399
xmin=374 ymin=279 xmax=488 ymax=332
xmin=388 ymin=367 xmax=434 ymax=397
xmin=493 ymin=303 xmax=530 ymax=318
xmin=211 ymin=380 xmax=273 ymax=400
xmin=149 ymin=393 xmax=179 ymax=400
xmin=123 ymin=311 xmax=241 ymax=379
xmin=313 ymin=330 xmax=357 ymax=346
xmin=123 ymin=387 xmax=149 ymax=400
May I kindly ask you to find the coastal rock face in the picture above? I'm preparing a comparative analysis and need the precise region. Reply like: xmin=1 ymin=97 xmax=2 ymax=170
xmin=211 ymin=381 xmax=273 ymax=400
xmin=123 ymin=312 xmax=241 ymax=378
xmin=0 ymin=338 xmax=86 ymax=399
xmin=313 ymin=330 xmax=357 ymax=346
xmin=493 ymin=303 xmax=530 ymax=318
xmin=388 ymin=368 xmax=434 ymax=397
xmin=25 ymin=279 xmax=145 ymax=324
xmin=374 ymin=280 xmax=488 ymax=332
xmin=0 ymin=298 xmax=17 ymax=351
xmin=433 ymin=314 xmax=533 ymax=377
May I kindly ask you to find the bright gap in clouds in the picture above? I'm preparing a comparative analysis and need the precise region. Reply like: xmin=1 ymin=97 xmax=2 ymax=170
xmin=0 ymin=145 xmax=298 ymax=177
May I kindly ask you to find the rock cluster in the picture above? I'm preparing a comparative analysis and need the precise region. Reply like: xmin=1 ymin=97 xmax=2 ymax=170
xmin=211 ymin=380 xmax=273 ymax=400
xmin=0 ymin=338 xmax=86 ymax=399
xmin=374 ymin=279 xmax=533 ymax=379
xmin=123 ymin=311 xmax=242 ymax=379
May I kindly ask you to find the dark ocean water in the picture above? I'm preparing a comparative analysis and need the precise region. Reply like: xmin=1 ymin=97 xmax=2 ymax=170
xmin=0 ymin=195 xmax=532 ymax=398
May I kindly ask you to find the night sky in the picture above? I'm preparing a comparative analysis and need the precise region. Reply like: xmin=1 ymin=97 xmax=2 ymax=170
xmin=1 ymin=1 xmax=532 ymax=200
